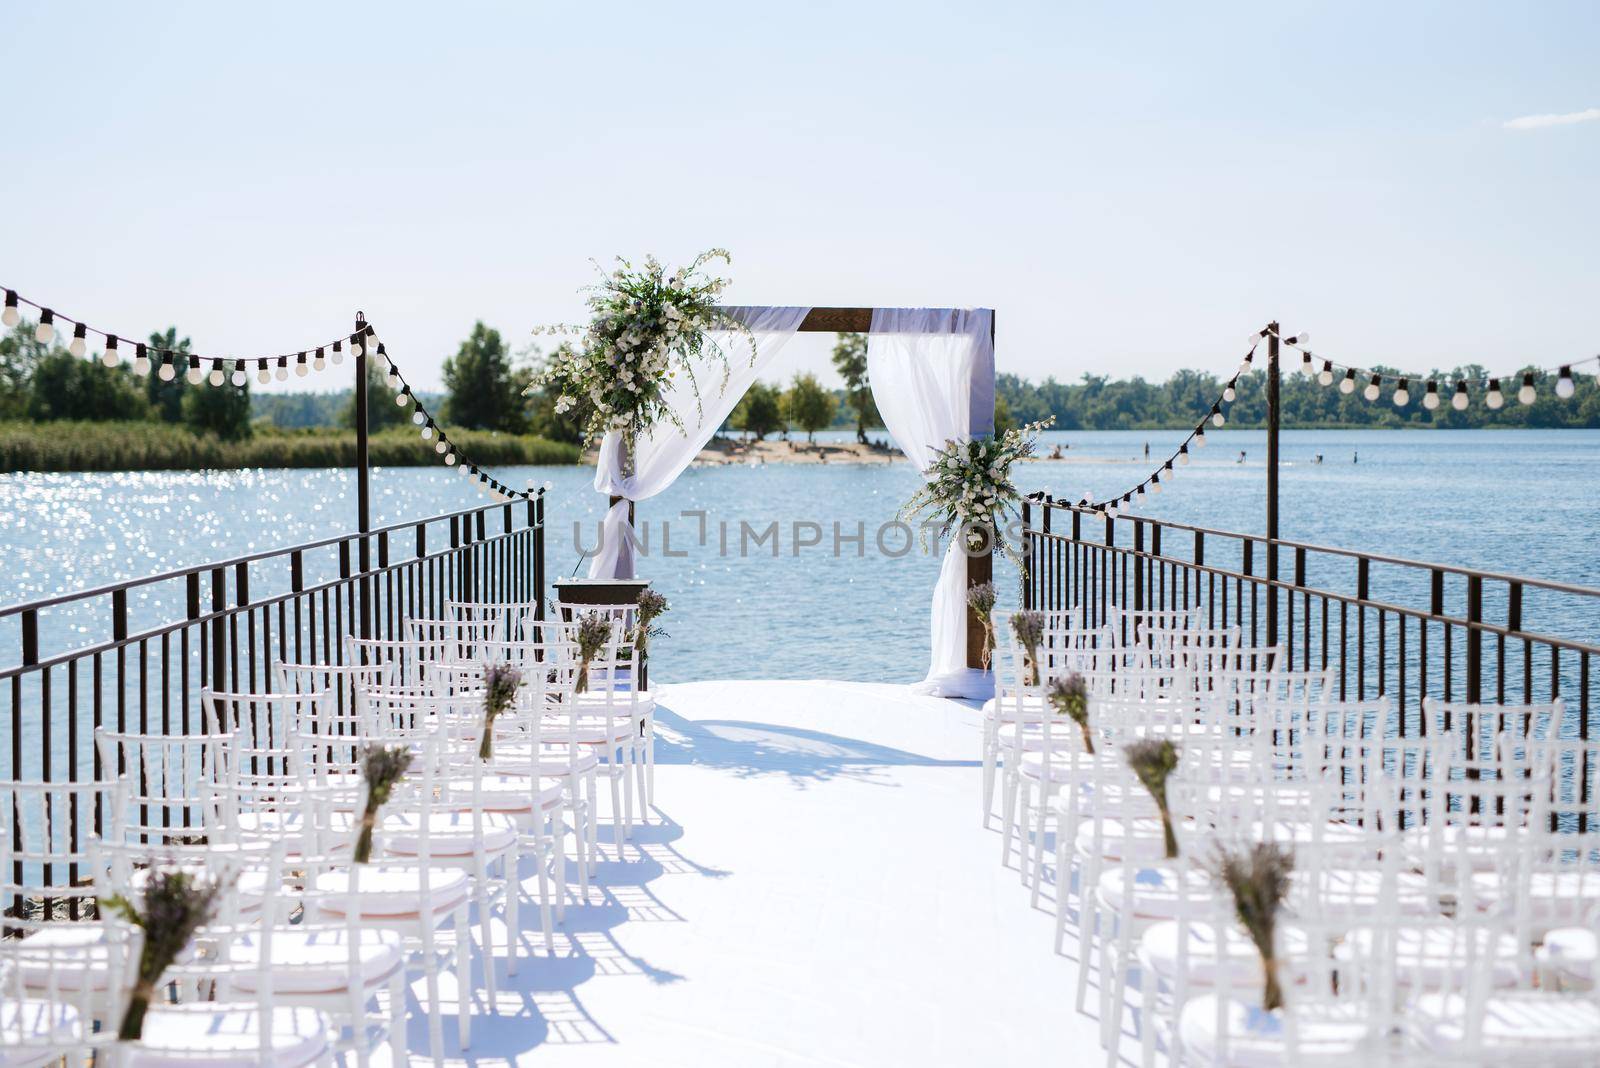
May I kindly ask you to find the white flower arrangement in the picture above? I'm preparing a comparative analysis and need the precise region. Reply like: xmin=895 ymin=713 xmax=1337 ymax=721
xmin=528 ymin=249 xmax=753 ymax=470
xmin=899 ymin=419 xmax=1052 ymax=566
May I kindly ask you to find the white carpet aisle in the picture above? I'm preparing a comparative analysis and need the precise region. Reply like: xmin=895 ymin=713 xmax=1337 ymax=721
xmin=415 ymin=679 xmax=1103 ymax=1066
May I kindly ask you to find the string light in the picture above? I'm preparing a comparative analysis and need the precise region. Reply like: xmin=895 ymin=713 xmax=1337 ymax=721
xmin=1177 ymin=444 xmax=1190 ymax=465
xmin=1393 ymin=378 xmax=1410 ymax=406
xmin=1518 ymin=372 xmax=1536 ymax=405
xmin=275 ymin=356 xmax=289 ymax=382
xmin=1363 ymin=373 xmax=1381 ymax=402
xmin=1451 ymin=381 xmax=1469 ymax=411
xmin=1486 ymin=379 xmax=1504 ymax=409
xmin=207 ymin=362 xmax=225 ymax=387
xmin=101 ymin=335 xmax=120 ymax=369
xmin=69 ymin=322 xmax=88 ymax=358
xmin=295 ymin=352 xmax=309 ymax=378
xmin=158 ymin=351 xmax=176 ymax=381
xmin=1222 ymin=381 xmax=1236 ymax=402
xmin=1317 ymin=360 xmax=1335 ymax=387
xmin=35 ymin=310 xmax=54 ymax=344
xmin=396 ymin=387 xmax=411 ymax=407
xmin=256 ymin=359 xmax=271 ymax=385
xmin=186 ymin=359 xmax=205 ymax=385
xmin=1556 ymin=366 xmax=1576 ymax=399
xmin=232 ymin=359 xmax=248 ymax=387
xmin=1339 ymin=368 xmax=1357 ymax=394
xmin=1 ymin=291 xmax=17 ymax=327
xmin=1422 ymin=381 xmax=1440 ymax=410
xmin=133 ymin=343 xmax=150 ymax=377
xmin=1211 ymin=405 xmax=1226 ymax=427
xmin=313 ymin=347 xmax=326 ymax=371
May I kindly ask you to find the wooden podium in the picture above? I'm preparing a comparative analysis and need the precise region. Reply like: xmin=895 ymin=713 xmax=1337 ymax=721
xmin=552 ymin=578 xmax=651 ymax=689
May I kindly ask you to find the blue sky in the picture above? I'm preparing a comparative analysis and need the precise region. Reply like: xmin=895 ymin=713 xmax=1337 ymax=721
xmin=1 ymin=1 xmax=1595 ymax=392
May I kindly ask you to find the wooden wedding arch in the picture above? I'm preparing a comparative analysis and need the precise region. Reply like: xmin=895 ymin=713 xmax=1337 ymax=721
xmin=608 ymin=306 xmax=999 ymax=671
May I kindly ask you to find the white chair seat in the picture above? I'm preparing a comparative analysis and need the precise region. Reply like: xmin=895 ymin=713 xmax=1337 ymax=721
xmin=1539 ymin=927 xmax=1598 ymax=984
xmin=575 ymin=688 xmax=654 ymax=712
xmin=0 ymin=998 xmax=81 ymax=1058
xmin=381 ymin=810 xmax=520 ymax=856
xmin=124 ymin=1003 xmax=328 ymax=1068
xmin=1075 ymin=817 xmax=1181 ymax=863
xmin=996 ymin=723 xmax=1052 ymax=751
xmin=1471 ymin=870 xmax=1598 ymax=920
xmin=1412 ymin=991 xmax=1600 ymax=1061
xmin=1179 ymin=995 xmax=1372 ymax=1066
xmin=16 ymin=923 xmax=114 ymax=991
xmin=1404 ymin=823 xmax=1520 ymax=871
xmin=984 ymin=695 xmax=1049 ymax=723
xmin=1140 ymin=921 xmax=1310 ymax=985
xmin=1096 ymin=864 xmax=1215 ymax=920
xmin=441 ymin=774 xmax=566 ymax=814
xmin=1339 ymin=925 xmax=1522 ymax=985
xmin=548 ymin=718 xmax=637 ymax=745
xmin=229 ymin=928 xmax=405 ymax=995
xmin=1019 ymin=751 xmax=1082 ymax=783
xmin=311 ymin=867 xmax=471 ymax=919
xmin=487 ymin=745 xmax=600 ymax=776
xmin=1297 ymin=868 xmax=1435 ymax=917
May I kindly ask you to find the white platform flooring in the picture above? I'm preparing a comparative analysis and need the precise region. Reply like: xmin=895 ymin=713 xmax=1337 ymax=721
xmin=413 ymin=679 xmax=1110 ymax=1066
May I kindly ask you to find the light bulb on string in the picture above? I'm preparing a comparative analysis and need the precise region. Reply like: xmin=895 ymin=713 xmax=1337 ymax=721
xmin=1 ymin=291 xmax=18 ymax=327
xmin=186 ymin=359 xmax=205 ymax=385
xmin=158 ymin=352 xmax=176 ymax=381
xmin=350 ymin=333 xmax=365 ymax=357
xmin=1556 ymin=366 xmax=1576 ymax=399
xmin=208 ymin=363 xmax=225 ymax=387
xmin=275 ymin=356 xmax=289 ymax=382
xmin=1339 ymin=368 xmax=1356 ymax=394
xmin=232 ymin=360 xmax=248 ymax=387
xmin=133 ymin=344 xmax=151 ymax=377
xmin=1194 ymin=426 xmax=1207 ymax=448
xmin=1290 ymin=332 xmax=1310 ymax=346
xmin=1518 ymin=372 xmax=1536 ymax=405
xmin=1486 ymin=379 xmax=1504 ymax=409
xmin=101 ymin=335 xmax=121 ymax=369
xmin=396 ymin=388 xmax=411 ymax=407
xmin=1299 ymin=351 xmax=1314 ymax=375
xmin=294 ymin=352 xmax=309 ymax=378
xmin=421 ymin=423 xmax=434 ymax=440
xmin=331 ymin=341 xmax=343 ymax=365
xmin=313 ymin=347 xmax=326 ymax=371
xmin=1451 ymin=381 xmax=1469 ymax=411
xmin=1363 ymin=373 xmax=1381 ymax=402
xmin=1150 ymin=474 xmax=1162 ymax=494
xmin=1211 ymin=406 xmax=1226 ymax=427
xmin=1392 ymin=378 xmax=1410 ymax=406
xmin=1422 ymin=381 xmax=1440 ymax=410
xmin=445 ymin=452 xmax=457 ymax=465
xmin=434 ymin=440 xmax=448 ymax=454
xmin=35 ymin=310 xmax=55 ymax=344
xmin=69 ymin=323 xmax=88 ymax=358
xmin=411 ymin=409 xmax=426 ymax=425
xmin=1177 ymin=444 xmax=1190 ymax=465
xmin=1223 ymin=381 xmax=1236 ymax=403
xmin=1317 ymin=360 xmax=1335 ymax=387
xmin=256 ymin=359 xmax=271 ymax=385
xmin=385 ymin=363 xmax=400 ymax=388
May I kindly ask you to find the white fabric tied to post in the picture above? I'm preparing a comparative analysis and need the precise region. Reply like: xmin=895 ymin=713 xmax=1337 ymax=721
xmin=867 ymin=308 xmax=996 ymax=700
xmin=588 ymin=306 xmax=812 ymax=580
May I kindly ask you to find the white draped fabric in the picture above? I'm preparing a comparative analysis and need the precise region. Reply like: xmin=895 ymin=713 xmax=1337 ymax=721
xmin=867 ymin=308 xmax=996 ymax=699
xmin=588 ymin=305 xmax=811 ymax=580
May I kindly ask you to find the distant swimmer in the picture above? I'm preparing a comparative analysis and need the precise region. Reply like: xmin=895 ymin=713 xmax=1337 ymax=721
xmin=1144 ymin=441 xmax=1151 ymax=457
xmin=1353 ymin=451 xmax=1359 ymax=464
xmin=1049 ymin=445 xmax=1064 ymax=460
xmin=1315 ymin=454 xmax=1323 ymax=464
xmin=1237 ymin=450 xmax=1247 ymax=464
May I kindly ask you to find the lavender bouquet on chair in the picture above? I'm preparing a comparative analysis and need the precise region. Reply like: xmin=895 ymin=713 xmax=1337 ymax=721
xmin=1125 ymin=738 xmax=1181 ymax=858
xmin=103 ymin=869 xmax=228 ymax=1041
xmin=354 ymin=744 xmax=412 ymax=864
xmin=479 ymin=662 xmax=522 ymax=761
xmin=968 ymin=582 xmax=997 ymax=671
xmin=634 ymin=589 xmax=670 ymax=660
xmin=1212 ymin=842 xmax=1295 ymax=1010
xmin=575 ymin=610 xmax=612 ymax=694
xmin=1048 ymin=672 xmax=1092 ymax=753
xmin=1009 ymin=610 xmax=1044 ymax=685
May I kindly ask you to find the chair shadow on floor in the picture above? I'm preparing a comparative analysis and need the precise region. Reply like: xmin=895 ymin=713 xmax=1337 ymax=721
xmin=410 ymin=809 xmax=708 ymax=1063
xmin=650 ymin=706 xmax=980 ymax=788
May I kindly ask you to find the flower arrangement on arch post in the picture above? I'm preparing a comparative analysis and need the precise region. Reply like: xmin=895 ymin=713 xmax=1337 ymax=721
xmin=967 ymin=582 xmax=997 ymax=670
xmin=528 ymin=250 xmax=754 ymax=474
xmin=899 ymin=419 xmax=1052 ymax=568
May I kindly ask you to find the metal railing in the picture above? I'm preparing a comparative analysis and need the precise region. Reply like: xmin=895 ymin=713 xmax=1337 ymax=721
xmin=1 ymin=492 xmax=547 ymax=914
xmin=1020 ymin=494 xmax=1598 ymax=739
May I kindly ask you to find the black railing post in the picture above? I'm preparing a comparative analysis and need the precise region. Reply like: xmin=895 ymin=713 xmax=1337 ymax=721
xmin=1266 ymin=320 xmax=1281 ymax=646
xmin=1466 ymin=574 xmax=1483 ymax=704
xmin=354 ymin=312 xmax=372 ymax=639
xmin=534 ymin=489 xmax=546 ymax=618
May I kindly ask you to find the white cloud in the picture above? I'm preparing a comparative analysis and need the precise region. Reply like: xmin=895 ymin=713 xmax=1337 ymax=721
xmin=1503 ymin=107 xmax=1600 ymax=130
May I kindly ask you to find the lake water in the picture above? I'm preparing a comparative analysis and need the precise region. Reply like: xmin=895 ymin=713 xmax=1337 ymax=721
xmin=1 ymin=429 xmax=1596 ymax=685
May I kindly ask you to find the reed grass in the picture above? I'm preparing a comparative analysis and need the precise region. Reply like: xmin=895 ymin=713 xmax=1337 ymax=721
xmin=0 ymin=421 xmax=580 ymax=473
